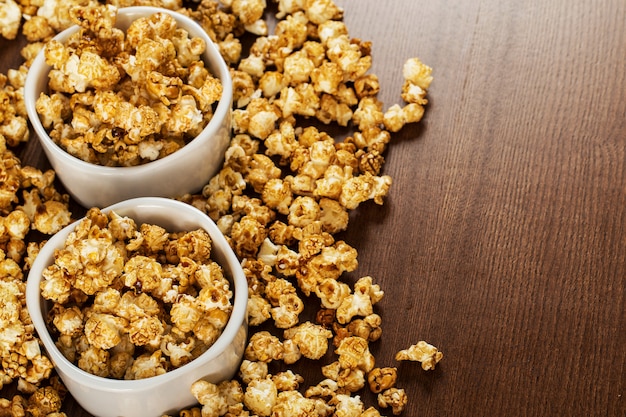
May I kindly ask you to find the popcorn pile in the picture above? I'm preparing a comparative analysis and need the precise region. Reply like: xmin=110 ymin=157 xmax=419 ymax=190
xmin=41 ymin=208 xmax=234 ymax=380
xmin=0 ymin=0 xmax=443 ymax=415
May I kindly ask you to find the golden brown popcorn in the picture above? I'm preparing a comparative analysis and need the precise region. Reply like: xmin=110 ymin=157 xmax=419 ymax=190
xmin=238 ymin=359 xmax=268 ymax=384
xmin=354 ymin=74 xmax=380 ymax=98
xmin=335 ymin=336 xmax=375 ymax=373
xmin=296 ymin=240 xmax=357 ymax=296
xmin=248 ymin=107 xmax=282 ymax=141
xmin=272 ymin=389 xmax=319 ymax=416
xmin=304 ymin=377 xmax=339 ymax=401
xmin=189 ymin=380 xmax=228 ymax=417
xmin=0 ymin=394 xmax=25 ymax=415
xmin=383 ymin=103 xmax=424 ymax=133
xmin=377 ymin=387 xmax=408 ymax=416
xmin=231 ymin=0 xmax=266 ymax=26
xmin=351 ymin=96 xmax=384 ymax=131
xmin=337 ymin=367 xmax=366 ymax=393
xmin=303 ymin=0 xmax=343 ymax=25
xmin=288 ymin=196 xmax=320 ymax=228
xmin=316 ymin=94 xmax=353 ymax=126
xmin=244 ymin=376 xmax=278 ymax=416
xmin=272 ymin=370 xmax=304 ymax=392
xmin=23 ymin=192 xmax=72 ymax=235
xmin=315 ymin=278 xmax=350 ymax=310
xmin=330 ymin=393 xmax=364 ymax=417
xmin=336 ymin=276 xmax=383 ymax=324
xmin=244 ymin=331 xmax=284 ymax=363
xmin=77 ymin=345 xmax=110 ymax=378
xmin=283 ymin=321 xmax=332 ymax=360
xmin=345 ymin=313 xmax=382 ymax=343
xmin=0 ymin=0 xmax=21 ymax=40
xmin=231 ymin=69 xmax=257 ymax=109
xmin=395 ymin=340 xmax=444 ymax=370
xmin=247 ymin=293 xmax=272 ymax=326
xmin=280 ymin=338 xmax=301 ymax=365
xmin=37 ymin=6 xmax=223 ymax=167
xmin=283 ymin=49 xmax=316 ymax=86
xmin=275 ymin=84 xmax=320 ymax=118
xmin=360 ymin=406 xmax=384 ymax=417
xmin=274 ymin=11 xmax=308 ymax=52
xmin=258 ymin=70 xmax=287 ymax=99
xmin=230 ymin=215 xmax=268 ymax=258
xmin=261 ymin=178 xmax=293 ymax=215
xmin=238 ymin=52 xmax=266 ymax=79
xmin=39 ymin=209 xmax=233 ymax=379
xmin=401 ymin=80 xmax=429 ymax=105
xmin=51 ymin=305 xmax=84 ymax=337
xmin=124 ymin=350 xmax=167 ymax=380
xmin=325 ymin=35 xmax=371 ymax=83
xmin=367 ymin=367 xmax=397 ymax=394
xmin=339 ymin=173 xmax=392 ymax=210
xmin=25 ymin=386 xmax=63 ymax=416
xmin=403 ymin=57 xmax=433 ymax=90
xmin=22 ymin=15 xmax=55 ymax=43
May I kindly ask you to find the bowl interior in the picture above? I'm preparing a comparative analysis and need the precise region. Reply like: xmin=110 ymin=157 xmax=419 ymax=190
xmin=23 ymin=6 xmax=234 ymax=208
xmin=26 ymin=197 xmax=247 ymax=394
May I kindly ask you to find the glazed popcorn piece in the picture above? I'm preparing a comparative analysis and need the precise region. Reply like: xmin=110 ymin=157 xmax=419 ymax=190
xmin=395 ymin=340 xmax=444 ymax=370
xmin=377 ymin=387 xmax=408 ymax=415
xmin=0 ymin=71 xmax=29 ymax=148
xmin=367 ymin=367 xmax=398 ymax=394
xmin=0 ymin=0 xmax=21 ymax=40
xmin=384 ymin=57 xmax=433 ymax=132
xmin=283 ymin=321 xmax=332 ymax=360
xmin=0 ymin=251 xmax=55 ymax=389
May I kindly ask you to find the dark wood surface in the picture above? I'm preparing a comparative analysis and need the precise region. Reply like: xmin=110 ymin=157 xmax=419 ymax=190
xmin=2 ymin=0 xmax=625 ymax=415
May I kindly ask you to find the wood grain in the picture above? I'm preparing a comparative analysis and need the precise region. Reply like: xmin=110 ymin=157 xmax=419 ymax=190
xmin=2 ymin=0 xmax=625 ymax=415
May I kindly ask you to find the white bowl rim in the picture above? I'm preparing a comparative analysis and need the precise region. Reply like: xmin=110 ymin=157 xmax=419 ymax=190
xmin=24 ymin=6 xmax=233 ymax=174
xmin=26 ymin=197 xmax=248 ymax=392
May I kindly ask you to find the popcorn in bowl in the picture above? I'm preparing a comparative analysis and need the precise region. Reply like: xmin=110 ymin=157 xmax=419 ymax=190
xmin=25 ymin=197 xmax=248 ymax=417
xmin=36 ymin=4 xmax=223 ymax=167
xmin=24 ymin=6 xmax=233 ymax=208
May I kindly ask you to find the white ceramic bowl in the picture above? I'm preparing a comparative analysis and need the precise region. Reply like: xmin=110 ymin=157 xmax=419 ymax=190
xmin=26 ymin=197 xmax=248 ymax=417
xmin=24 ymin=7 xmax=233 ymax=209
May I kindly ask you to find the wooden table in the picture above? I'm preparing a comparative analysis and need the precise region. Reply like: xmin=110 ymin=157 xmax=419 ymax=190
xmin=1 ymin=0 xmax=624 ymax=415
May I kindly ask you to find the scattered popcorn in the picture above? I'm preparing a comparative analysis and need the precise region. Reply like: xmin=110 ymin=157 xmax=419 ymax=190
xmin=244 ymin=376 xmax=277 ymax=416
xmin=2 ymin=0 xmax=436 ymax=413
xmin=367 ymin=367 xmax=397 ymax=394
xmin=283 ymin=321 xmax=332 ymax=360
xmin=377 ymin=387 xmax=408 ymax=415
xmin=395 ymin=340 xmax=444 ymax=370
xmin=0 ymin=0 xmax=21 ymax=40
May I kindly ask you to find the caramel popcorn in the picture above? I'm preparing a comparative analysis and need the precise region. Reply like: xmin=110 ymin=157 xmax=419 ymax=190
xmin=283 ymin=321 xmax=332 ymax=360
xmin=244 ymin=376 xmax=277 ymax=416
xmin=36 ymin=5 xmax=223 ymax=167
xmin=39 ymin=208 xmax=233 ymax=379
xmin=244 ymin=331 xmax=284 ymax=363
xmin=0 ymin=0 xmax=21 ymax=40
xmin=377 ymin=387 xmax=408 ymax=415
xmin=395 ymin=340 xmax=444 ymax=371
xmin=2 ymin=0 xmax=437 ymax=412
xmin=190 ymin=379 xmax=244 ymax=417
xmin=335 ymin=336 xmax=375 ymax=373
xmin=336 ymin=276 xmax=383 ymax=324
xmin=367 ymin=367 xmax=397 ymax=394
xmin=238 ymin=359 xmax=268 ymax=384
